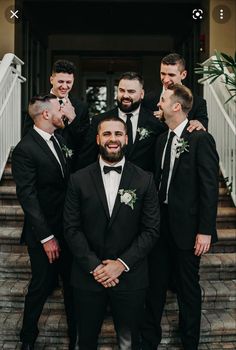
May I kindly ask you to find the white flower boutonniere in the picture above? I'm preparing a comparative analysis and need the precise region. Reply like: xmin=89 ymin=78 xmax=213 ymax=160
xmin=175 ymin=138 xmax=189 ymax=159
xmin=118 ymin=189 xmax=137 ymax=210
xmin=137 ymin=127 xmax=153 ymax=141
xmin=61 ymin=145 xmax=73 ymax=158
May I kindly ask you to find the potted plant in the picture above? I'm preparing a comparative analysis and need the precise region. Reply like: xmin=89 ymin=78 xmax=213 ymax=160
xmin=195 ymin=51 xmax=236 ymax=103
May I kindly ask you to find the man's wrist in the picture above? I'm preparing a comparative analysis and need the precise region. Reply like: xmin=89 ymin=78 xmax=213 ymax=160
xmin=117 ymin=258 xmax=129 ymax=272
xmin=41 ymin=235 xmax=54 ymax=244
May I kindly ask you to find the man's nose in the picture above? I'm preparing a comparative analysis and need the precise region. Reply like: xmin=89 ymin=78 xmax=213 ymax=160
xmin=109 ymin=133 xmax=117 ymax=141
xmin=123 ymin=91 xmax=130 ymax=98
xmin=163 ymin=76 xmax=170 ymax=83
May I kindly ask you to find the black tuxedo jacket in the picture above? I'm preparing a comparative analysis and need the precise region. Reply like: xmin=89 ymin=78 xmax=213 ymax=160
xmin=77 ymin=106 xmax=166 ymax=172
xmin=60 ymin=95 xmax=90 ymax=150
xmin=64 ymin=161 xmax=160 ymax=291
xmin=155 ymin=123 xmax=219 ymax=249
xmin=12 ymin=128 xmax=70 ymax=247
xmin=22 ymin=95 xmax=90 ymax=151
xmin=143 ymin=90 xmax=208 ymax=129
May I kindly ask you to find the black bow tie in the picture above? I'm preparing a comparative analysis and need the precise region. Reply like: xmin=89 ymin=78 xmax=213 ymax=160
xmin=103 ymin=165 xmax=122 ymax=174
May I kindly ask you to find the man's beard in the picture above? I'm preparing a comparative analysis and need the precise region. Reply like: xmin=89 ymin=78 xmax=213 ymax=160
xmin=99 ymin=142 xmax=126 ymax=163
xmin=52 ymin=116 xmax=65 ymax=129
xmin=117 ymin=97 xmax=142 ymax=113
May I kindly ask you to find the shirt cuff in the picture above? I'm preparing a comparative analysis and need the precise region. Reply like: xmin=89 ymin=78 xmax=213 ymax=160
xmin=41 ymin=235 xmax=54 ymax=244
xmin=117 ymin=258 xmax=129 ymax=272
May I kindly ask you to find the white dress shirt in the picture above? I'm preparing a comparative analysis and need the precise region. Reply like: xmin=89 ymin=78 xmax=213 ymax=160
xmin=161 ymin=118 xmax=188 ymax=203
xmin=34 ymin=126 xmax=64 ymax=175
xmin=99 ymin=156 xmax=129 ymax=271
xmin=119 ymin=106 xmax=140 ymax=143
xmin=100 ymin=157 xmax=125 ymax=216
xmin=50 ymin=89 xmax=68 ymax=104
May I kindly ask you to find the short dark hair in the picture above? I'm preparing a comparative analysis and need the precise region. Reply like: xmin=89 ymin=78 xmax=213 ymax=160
xmin=97 ymin=116 xmax=127 ymax=134
xmin=29 ymin=93 xmax=57 ymax=105
xmin=52 ymin=60 xmax=76 ymax=75
xmin=168 ymin=84 xmax=193 ymax=113
xmin=28 ymin=93 xmax=57 ymax=120
xmin=161 ymin=53 xmax=186 ymax=72
xmin=118 ymin=72 xmax=144 ymax=88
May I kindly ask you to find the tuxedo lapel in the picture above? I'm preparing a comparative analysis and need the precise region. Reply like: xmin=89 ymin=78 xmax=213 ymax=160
xmin=30 ymin=129 xmax=67 ymax=181
xmin=108 ymin=162 xmax=134 ymax=228
xmin=127 ymin=107 xmax=146 ymax=157
xmin=54 ymin=134 xmax=70 ymax=180
xmin=156 ymin=133 xmax=168 ymax=181
xmin=90 ymin=163 xmax=110 ymax=219
xmin=170 ymin=124 xmax=190 ymax=181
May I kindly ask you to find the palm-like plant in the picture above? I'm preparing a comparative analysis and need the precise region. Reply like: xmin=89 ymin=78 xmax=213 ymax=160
xmin=195 ymin=51 xmax=236 ymax=103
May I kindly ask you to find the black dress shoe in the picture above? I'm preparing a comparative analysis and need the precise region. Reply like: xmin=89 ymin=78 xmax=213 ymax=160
xmin=21 ymin=343 xmax=34 ymax=350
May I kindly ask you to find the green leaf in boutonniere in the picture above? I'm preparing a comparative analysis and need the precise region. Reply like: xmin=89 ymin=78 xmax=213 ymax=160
xmin=137 ymin=127 xmax=153 ymax=140
xmin=175 ymin=138 xmax=189 ymax=159
xmin=61 ymin=145 xmax=73 ymax=158
xmin=118 ymin=189 xmax=137 ymax=210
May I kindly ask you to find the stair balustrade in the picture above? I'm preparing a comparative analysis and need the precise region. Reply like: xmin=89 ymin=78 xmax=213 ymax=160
xmin=0 ymin=53 xmax=26 ymax=179
xmin=199 ymin=56 xmax=236 ymax=206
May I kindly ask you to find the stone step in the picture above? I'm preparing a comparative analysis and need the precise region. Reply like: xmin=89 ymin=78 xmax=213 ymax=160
xmin=0 ymin=163 xmax=15 ymax=186
xmin=0 ymin=206 xmax=24 ymax=227
xmin=0 ymin=227 xmax=235 ymax=254
xmin=0 ymin=227 xmax=26 ymax=253
xmin=0 ymin=278 xmax=235 ymax=313
xmin=216 ymin=207 xmax=236 ymax=228
xmin=0 ymin=205 xmax=235 ymax=229
xmin=210 ymin=228 xmax=236 ymax=253
xmin=199 ymin=252 xmax=236 ymax=280
xmin=0 ymin=309 xmax=235 ymax=348
xmin=0 ymin=251 xmax=235 ymax=281
xmin=0 ymin=252 xmax=31 ymax=280
xmin=1 ymin=344 xmax=236 ymax=350
xmin=218 ymin=188 xmax=234 ymax=207
xmin=0 ymin=186 xmax=19 ymax=205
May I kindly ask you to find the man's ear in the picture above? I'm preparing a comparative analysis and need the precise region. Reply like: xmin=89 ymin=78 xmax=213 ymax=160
xmin=181 ymin=70 xmax=187 ymax=81
xmin=42 ymin=109 xmax=49 ymax=120
xmin=50 ymin=75 xmax=54 ymax=85
xmin=125 ymin=134 xmax=128 ymax=145
xmin=173 ymin=102 xmax=181 ymax=112
xmin=96 ymin=134 xmax=100 ymax=146
xmin=141 ymin=88 xmax=145 ymax=100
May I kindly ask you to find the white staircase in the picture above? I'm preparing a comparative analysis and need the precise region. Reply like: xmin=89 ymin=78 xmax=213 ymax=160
xmin=0 ymin=53 xmax=26 ymax=179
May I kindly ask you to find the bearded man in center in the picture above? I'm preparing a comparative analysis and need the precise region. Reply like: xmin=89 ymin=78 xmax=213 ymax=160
xmin=64 ymin=116 xmax=160 ymax=349
xmin=76 ymin=72 xmax=166 ymax=172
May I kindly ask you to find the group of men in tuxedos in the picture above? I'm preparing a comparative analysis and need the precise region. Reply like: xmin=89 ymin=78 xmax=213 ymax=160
xmin=12 ymin=53 xmax=219 ymax=350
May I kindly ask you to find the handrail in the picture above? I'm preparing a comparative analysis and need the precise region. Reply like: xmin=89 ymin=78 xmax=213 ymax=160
xmin=199 ymin=56 xmax=236 ymax=205
xmin=0 ymin=53 xmax=26 ymax=179
xmin=0 ymin=53 xmax=25 ymax=82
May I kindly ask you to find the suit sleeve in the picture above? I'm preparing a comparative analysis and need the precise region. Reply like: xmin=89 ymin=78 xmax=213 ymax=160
xmin=64 ymin=175 xmax=101 ymax=272
xmin=75 ymin=116 xmax=99 ymax=170
xmin=188 ymin=97 xmax=208 ymax=129
xmin=61 ymin=99 xmax=90 ymax=150
xmin=197 ymin=132 xmax=219 ymax=235
xmin=119 ymin=174 xmax=160 ymax=268
xmin=11 ymin=146 xmax=52 ymax=241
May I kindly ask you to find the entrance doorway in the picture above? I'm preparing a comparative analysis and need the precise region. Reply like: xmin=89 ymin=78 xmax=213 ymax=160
xmin=80 ymin=57 xmax=141 ymax=116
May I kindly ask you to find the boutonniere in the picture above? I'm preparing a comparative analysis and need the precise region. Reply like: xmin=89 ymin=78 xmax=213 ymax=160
xmin=175 ymin=138 xmax=189 ymax=159
xmin=61 ymin=145 xmax=73 ymax=158
xmin=118 ymin=189 xmax=137 ymax=210
xmin=137 ymin=127 xmax=153 ymax=140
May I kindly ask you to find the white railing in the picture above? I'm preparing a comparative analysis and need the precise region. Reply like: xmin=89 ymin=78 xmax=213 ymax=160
xmin=199 ymin=56 xmax=236 ymax=205
xmin=0 ymin=53 xmax=26 ymax=179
